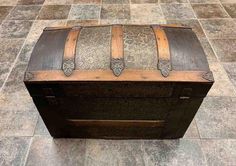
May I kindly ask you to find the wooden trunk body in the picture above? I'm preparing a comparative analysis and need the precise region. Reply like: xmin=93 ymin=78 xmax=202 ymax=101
xmin=24 ymin=25 xmax=214 ymax=139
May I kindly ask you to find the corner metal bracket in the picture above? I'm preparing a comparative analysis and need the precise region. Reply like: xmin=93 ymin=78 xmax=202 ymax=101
xmin=202 ymin=71 xmax=214 ymax=82
xmin=24 ymin=72 xmax=34 ymax=81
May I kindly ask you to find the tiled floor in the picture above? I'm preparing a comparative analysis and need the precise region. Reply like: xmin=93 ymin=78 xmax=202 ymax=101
xmin=0 ymin=0 xmax=236 ymax=165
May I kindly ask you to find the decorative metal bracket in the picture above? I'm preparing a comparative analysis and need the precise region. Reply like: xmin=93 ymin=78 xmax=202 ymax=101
xmin=202 ymin=71 xmax=214 ymax=82
xmin=158 ymin=60 xmax=171 ymax=77
xmin=62 ymin=59 xmax=75 ymax=76
xmin=111 ymin=58 xmax=125 ymax=77
xmin=24 ymin=72 xmax=34 ymax=81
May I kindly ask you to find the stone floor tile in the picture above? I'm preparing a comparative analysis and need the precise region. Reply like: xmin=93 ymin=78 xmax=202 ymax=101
xmin=67 ymin=19 xmax=99 ymax=26
xmin=34 ymin=116 xmax=50 ymax=136
xmin=26 ymin=137 xmax=86 ymax=166
xmin=131 ymin=4 xmax=164 ymax=24
xmin=0 ymin=20 xmax=33 ymax=38
xmin=101 ymin=4 xmax=131 ymax=20
xmin=16 ymin=40 xmax=36 ymax=65
xmin=0 ymin=0 xmax=17 ymax=6
xmin=0 ymin=83 xmax=36 ymax=112
xmin=85 ymin=139 xmax=207 ymax=166
xmin=184 ymin=119 xmax=200 ymax=138
xmin=130 ymin=0 xmax=158 ymax=3
xmin=223 ymin=4 xmax=236 ymax=18
xmin=0 ymin=137 xmax=31 ymax=166
xmin=27 ymin=20 xmax=67 ymax=43
xmin=220 ymin=0 xmax=236 ymax=3
xmin=73 ymin=0 xmax=101 ymax=4
xmin=201 ymin=139 xmax=236 ymax=166
xmin=195 ymin=96 xmax=236 ymax=138
xmin=69 ymin=5 xmax=100 ymax=20
xmin=0 ymin=39 xmax=24 ymax=64
xmin=100 ymin=18 xmax=133 ymax=24
xmin=37 ymin=5 xmax=71 ymax=20
xmin=0 ymin=6 xmax=13 ymax=20
xmin=192 ymin=4 xmax=229 ymax=18
xmin=7 ymin=5 xmax=42 ymax=20
xmin=17 ymin=0 xmax=45 ymax=5
xmin=142 ymin=139 xmax=206 ymax=166
xmin=161 ymin=4 xmax=196 ymax=19
xmin=160 ymin=0 xmax=188 ymax=3
xmin=208 ymin=62 xmax=236 ymax=97
xmin=210 ymin=39 xmax=236 ymax=62
xmin=199 ymin=38 xmax=218 ymax=62
xmin=200 ymin=19 xmax=236 ymax=39
xmin=85 ymin=139 xmax=146 ymax=165
xmin=222 ymin=62 xmax=236 ymax=88
xmin=189 ymin=0 xmax=220 ymax=3
xmin=0 ymin=87 xmax=35 ymax=123
xmin=102 ymin=0 xmax=129 ymax=4
xmin=44 ymin=0 xmax=73 ymax=5
xmin=0 ymin=109 xmax=38 ymax=136
xmin=166 ymin=19 xmax=205 ymax=38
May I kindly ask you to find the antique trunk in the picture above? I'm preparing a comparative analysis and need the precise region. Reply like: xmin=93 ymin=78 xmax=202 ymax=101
xmin=24 ymin=24 xmax=214 ymax=139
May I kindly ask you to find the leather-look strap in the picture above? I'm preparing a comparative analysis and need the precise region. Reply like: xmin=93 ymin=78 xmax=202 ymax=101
xmin=152 ymin=25 xmax=171 ymax=77
xmin=111 ymin=25 xmax=125 ymax=77
xmin=62 ymin=27 xmax=81 ymax=76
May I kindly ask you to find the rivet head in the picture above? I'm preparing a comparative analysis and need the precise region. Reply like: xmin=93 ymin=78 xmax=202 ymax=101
xmin=24 ymin=72 xmax=34 ymax=81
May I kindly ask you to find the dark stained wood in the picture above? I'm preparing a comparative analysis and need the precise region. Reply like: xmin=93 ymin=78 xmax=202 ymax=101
xmin=161 ymin=98 xmax=204 ymax=138
xmin=25 ymin=81 xmax=212 ymax=99
xmin=67 ymin=119 xmax=165 ymax=127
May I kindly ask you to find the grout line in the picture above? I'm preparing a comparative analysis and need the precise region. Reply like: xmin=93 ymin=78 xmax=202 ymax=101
xmin=23 ymin=137 xmax=33 ymax=166
xmin=0 ymin=5 xmax=16 ymax=23
xmin=99 ymin=0 xmax=102 ymax=24
xmin=199 ymin=139 xmax=209 ymax=166
xmin=158 ymin=2 xmax=166 ymax=21
xmin=218 ymin=1 xmax=232 ymax=18
xmin=194 ymin=118 xmax=202 ymax=139
xmin=67 ymin=4 xmax=73 ymax=23
xmin=35 ymin=3 xmax=44 ymax=20
xmin=187 ymin=0 xmax=198 ymax=19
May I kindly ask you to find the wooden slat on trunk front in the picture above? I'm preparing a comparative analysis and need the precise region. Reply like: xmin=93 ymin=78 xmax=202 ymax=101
xmin=24 ymin=69 xmax=213 ymax=82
